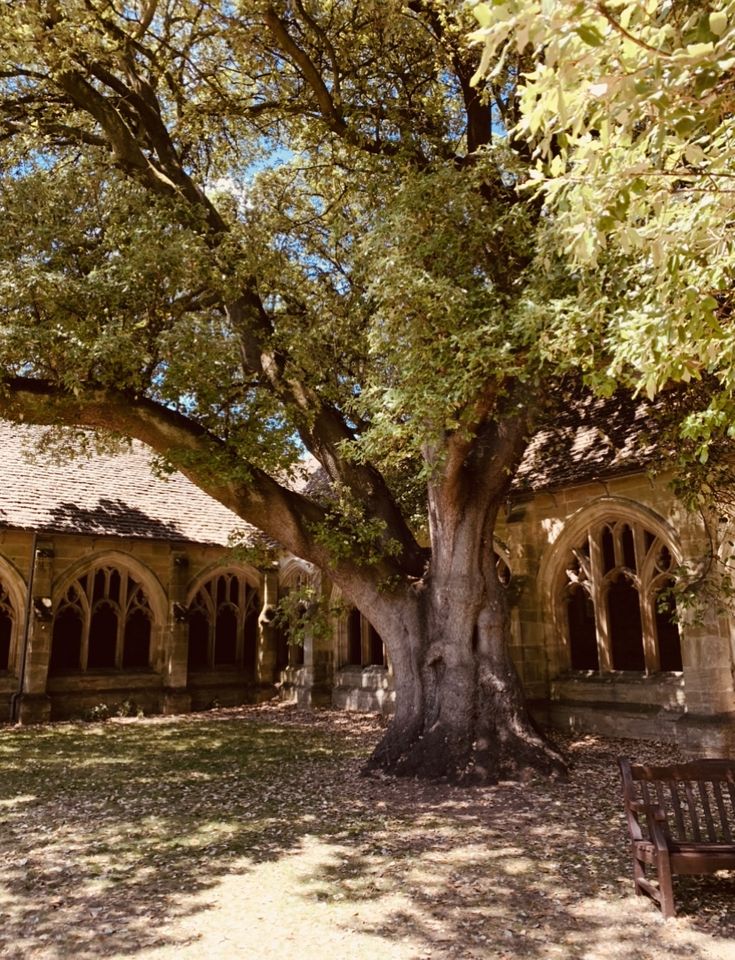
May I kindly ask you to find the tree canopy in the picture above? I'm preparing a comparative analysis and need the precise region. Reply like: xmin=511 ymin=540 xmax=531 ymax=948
xmin=0 ymin=0 xmax=655 ymax=781
xmin=0 ymin=0 xmax=581 ymax=561
xmin=470 ymin=0 xmax=735 ymax=453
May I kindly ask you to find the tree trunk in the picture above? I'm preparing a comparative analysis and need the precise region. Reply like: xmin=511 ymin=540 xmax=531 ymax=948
xmin=364 ymin=571 xmax=565 ymax=784
xmin=364 ymin=471 xmax=567 ymax=785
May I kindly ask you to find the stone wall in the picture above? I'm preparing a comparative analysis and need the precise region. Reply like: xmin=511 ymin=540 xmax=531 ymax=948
xmin=4 ymin=465 xmax=735 ymax=758
xmin=497 ymin=471 xmax=735 ymax=756
xmin=0 ymin=528 xmax=276 ymax=723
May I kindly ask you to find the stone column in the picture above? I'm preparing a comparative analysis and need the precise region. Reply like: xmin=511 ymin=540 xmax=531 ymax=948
xmin=256 ymin=567 xmax=279 ymax=687
xmin=309 ymin=573 xmax=334 ymax=707
xmin=17 ymin=540 xmax=54 ymax=724
xmin=162 ymin=551 xmax=192 ymax=715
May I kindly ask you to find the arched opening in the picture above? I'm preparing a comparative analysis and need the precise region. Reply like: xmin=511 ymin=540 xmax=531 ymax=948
xmin=367 ymin=624 xmax=386 ymax=667
xmin=50 ymin=606 xmax=83 ymax=672
xmin=655 ymin=579 xmax=683 ymax=672
xmin=347 ymin=608 xmax=362 ymax=665
xmin=87 ymin=603 xmax=118 ymax=668
xmin=123 ymin=608 xmax=151 ymax=668
xmin=275 ymin=586 xmax=290 ymax=673
xmin=188 ymin=608 xmax=210 ymax=670
xmin=0 ymin=613 xmax=10 ymax=671
xmin=0 ymin=585 xmax=13 ymax=671
xmin=243 ymin=605 xmax=259 ymax=677
xmin=214 ymin=604 xmax=238 ymax=665
xmin=566 ymin=584 xmax=599 ymax=671
xmin=607 ymin=574 xmax=645 ymax=671
xmin=187 ymin=571 xmax=260 ymax=672
xmin=52 ymin=563 xmax=157 ymax=673
xmin=555 ymin=511 xmax=683 ymax=676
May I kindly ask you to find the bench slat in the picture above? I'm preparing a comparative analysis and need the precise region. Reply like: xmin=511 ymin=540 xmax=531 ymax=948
xmin=712 ymin=781 xmax=732 ymax=842
xmin=726 ymin=781 xmax=735 ymax=822
xmin=698 ymin=781 xmax=718 ymax=841
xmin=684 ymin=781 xmax=702 ymax=841
xmin=668 ymin=780 xmax=687 ymax=840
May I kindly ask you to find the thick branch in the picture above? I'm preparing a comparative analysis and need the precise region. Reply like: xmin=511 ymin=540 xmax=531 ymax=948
xmin=262 ymin=5 xmax=400 ymax=157
xmin=0 ymin=377 xmax=337 ymax=570
xmin=407 ymin=0 xmax=492 ymax=154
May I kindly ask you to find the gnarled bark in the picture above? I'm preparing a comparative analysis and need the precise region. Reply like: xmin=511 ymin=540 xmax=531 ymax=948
xmin=365 ymin=414 xmax=567 ymax=784
xmin=365 ymin=564 xmax=566 ymax=785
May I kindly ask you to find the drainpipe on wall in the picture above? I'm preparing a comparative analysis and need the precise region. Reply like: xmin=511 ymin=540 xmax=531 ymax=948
xmin=9 ymin=531 xmax=38 ymax=724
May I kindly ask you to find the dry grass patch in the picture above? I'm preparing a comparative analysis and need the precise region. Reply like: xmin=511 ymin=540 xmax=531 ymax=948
xmin=2 ymin=704 xmax=735 ymax=959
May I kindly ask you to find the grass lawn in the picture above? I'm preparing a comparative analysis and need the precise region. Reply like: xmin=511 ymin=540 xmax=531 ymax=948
xmin=1 ymin=704 xmax=735 ymax=960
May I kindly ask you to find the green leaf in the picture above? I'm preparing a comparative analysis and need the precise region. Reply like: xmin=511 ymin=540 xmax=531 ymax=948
xmin=574 ymin=24 xmax=604 ymax=47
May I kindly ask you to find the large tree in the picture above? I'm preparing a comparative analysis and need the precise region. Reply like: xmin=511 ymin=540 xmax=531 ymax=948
xmin=0 ymin=0 xmax=591 ymax=782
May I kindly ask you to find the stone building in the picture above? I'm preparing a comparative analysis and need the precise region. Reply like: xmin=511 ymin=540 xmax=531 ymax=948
xmin=1 ymin=403 xmax=734 ymax=756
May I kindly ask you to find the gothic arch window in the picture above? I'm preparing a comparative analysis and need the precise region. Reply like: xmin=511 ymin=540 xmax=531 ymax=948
xmin=275 ymin=575 xmax=308 ymax=673
xmin=342 ymin=608 xmax=386 ymax=668
xmin=50 ymin=566 xmax=154 ymax=672
xmin=276 ymin=561 xmax=321 ymax=673
xmin=560 ymin=517 xmax=682 ymax=674
xmin=187 ymin=571 xmax=260 ymax=675
xmin=0 ymin=581 xmax=16 ymax=672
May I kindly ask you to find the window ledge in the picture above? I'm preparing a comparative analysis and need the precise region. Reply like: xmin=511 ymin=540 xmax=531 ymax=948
xmin=552 ymin=671 xmax=685 ymax=709
xmin=559 ymin=670 xmax=683 ymax=683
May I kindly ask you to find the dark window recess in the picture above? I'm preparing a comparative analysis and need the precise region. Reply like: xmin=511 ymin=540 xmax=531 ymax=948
xmin=109 ymin=569 xmax=121 ymax=604
xmin=188 ymin=575 xmax=260 ymax=671
xmin=608 ymin=576 xmax=645 ymax=670
xmin=567 ymin=586 xmax=599 ymax=671
xmin=0 ymin=609 xmax=11 ymax=671
xmin=602 ymin=526 xmax=616 ymax=573
xmin=50 ymin=607 xmax=83 ymax=671
xmin=87 ymin=604 xmax=118 ymax=668
xmin=347 ymin=608 xmax=362 ymax=665
xmin=656 ymin=583 xmax=683 ymax=671
xmin=123 ymin=609 xmax=151 ymax=668
xmin=275 ymin=625 xmax=289 ymax=673
xmin=367 ymin=624 xmax=385 ymax=666
xmin=214 ymin=605 xmax=238 ymax=665
xmin=188 ymin=609 xmax=210 ymax=670
xmin=93 ymin=569 xmax=106 ymax=602
xmin=0 ymin=604 xmax=13 ymax=670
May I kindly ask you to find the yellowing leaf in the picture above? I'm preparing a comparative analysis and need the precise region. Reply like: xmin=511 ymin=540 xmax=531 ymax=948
xmin=709 ymin=10 xmax=728 ymax=36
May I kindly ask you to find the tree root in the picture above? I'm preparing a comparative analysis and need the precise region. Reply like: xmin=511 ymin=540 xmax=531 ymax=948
xmin=363 ymin=717 xmax=567 ymax=785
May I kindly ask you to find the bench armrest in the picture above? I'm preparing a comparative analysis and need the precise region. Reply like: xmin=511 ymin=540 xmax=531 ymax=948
xmin=630 ymin=801 xmax=666 ymax=822
xmin=630 ymin=801 xmax=670 ymax=852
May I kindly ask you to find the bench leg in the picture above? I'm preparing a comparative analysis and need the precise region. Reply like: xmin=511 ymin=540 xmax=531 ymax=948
xmin=633 ymin=854 xmax=646 ymax=894
xmin=655 ymin=854 xmax=676 ymax=919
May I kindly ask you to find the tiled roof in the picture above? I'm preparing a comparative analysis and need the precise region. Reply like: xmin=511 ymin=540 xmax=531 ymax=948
xmin=0 ymin=422 xmax=254 ymax=546
xmin=0 ymin=393 xmax=658 ymax=545
xmin=514 ymin=391 xmax=658 ymax=494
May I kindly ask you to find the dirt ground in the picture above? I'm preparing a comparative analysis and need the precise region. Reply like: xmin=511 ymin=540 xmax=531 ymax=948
xmin=2 ymin=703 xmax=735 ymax=960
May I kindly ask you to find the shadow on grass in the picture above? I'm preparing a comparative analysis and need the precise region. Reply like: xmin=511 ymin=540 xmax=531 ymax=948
xmin=1 ymin=714 xmax=734 ymax=960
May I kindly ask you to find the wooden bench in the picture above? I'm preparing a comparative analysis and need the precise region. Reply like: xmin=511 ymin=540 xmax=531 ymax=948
xmin=619 ymin=757 xmax=735 ymax=918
